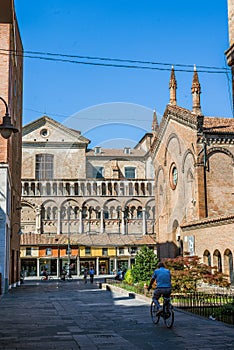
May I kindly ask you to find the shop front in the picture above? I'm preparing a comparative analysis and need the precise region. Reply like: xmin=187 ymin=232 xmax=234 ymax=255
xmin=99 ymin=259 xmax=109 ymax=274
xmin=59 ymin=258 xmax=77 ymax=275
xmin=21 ymin=258 xmax=37 ymax=277
xmin=80 ymin=258 xmax=96 ymax=275
xmin=39 ymin=258 xmax=57 ymax=276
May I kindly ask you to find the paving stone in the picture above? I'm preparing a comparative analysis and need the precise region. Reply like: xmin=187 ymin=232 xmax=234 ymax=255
xmin=0 ymin=279 xmax=233 ymax=350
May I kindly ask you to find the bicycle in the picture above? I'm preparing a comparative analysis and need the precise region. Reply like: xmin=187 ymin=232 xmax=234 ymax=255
xmin=59 ymin=273 xmax=73 ymax=281
xmin=150 ymin=296 xmax=174 ymax=328
xmin=41 ymin=275 xmax=54 ymax=281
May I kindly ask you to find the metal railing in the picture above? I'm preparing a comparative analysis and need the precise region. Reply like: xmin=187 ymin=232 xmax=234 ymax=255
xmin=173 ymin=292 xmax=234 ymax=325
xmin=105 ymin=279 xmax=234 ymax=325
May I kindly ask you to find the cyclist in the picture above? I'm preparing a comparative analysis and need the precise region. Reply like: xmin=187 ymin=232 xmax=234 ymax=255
xmin=42 ymin=269 xmax=49 ymax=280
xmin=148 ymin=262 xmax=172 ymax=315
xmin=60 ymin=267 xmax=67 ymax=281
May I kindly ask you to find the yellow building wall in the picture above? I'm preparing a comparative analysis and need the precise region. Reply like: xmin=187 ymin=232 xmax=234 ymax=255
xmin=20 ymin=247 xmax=39 ymax=258
xmin=79 ymin=247 xmax=115 ymax=257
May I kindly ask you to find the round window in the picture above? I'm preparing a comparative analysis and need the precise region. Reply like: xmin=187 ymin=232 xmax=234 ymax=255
xmin=170 ymin=163 xmax=178 ymax=190
xmin=40 ymin=128 xmax=49 ymax=137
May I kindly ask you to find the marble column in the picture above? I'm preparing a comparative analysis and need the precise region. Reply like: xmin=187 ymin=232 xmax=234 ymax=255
xmin=77 ymin=255 xmax=80 ymax=276
xmin=35 ymin=206 xmax=41 ymax=234
xmin=121 ymin=209 xmax=125 ymax=235
xmin=142 ymin=207 xmax=146 ymax=235
xmin=79 ymin=208 xmax=83 ymax=233
xmin=57 ymin=209 xmax=61 ymax=235
xmin=96 ymin=257 xmax=99 ymax=275
xmin=100 ymin=208 xmax=104 ymax=233
xmin=37 ymin=258 xmax=40 ymax=277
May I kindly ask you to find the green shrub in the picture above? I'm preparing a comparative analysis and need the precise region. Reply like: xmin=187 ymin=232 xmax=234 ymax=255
xmin=124 ymin=269 xmax=133 ymax=284
xmin=131 ymin=245 xmax=158 ymax=283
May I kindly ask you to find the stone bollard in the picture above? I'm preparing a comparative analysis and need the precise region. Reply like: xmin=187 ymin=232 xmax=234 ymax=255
xmin=129 ymin=293 xmax=135 ymax=299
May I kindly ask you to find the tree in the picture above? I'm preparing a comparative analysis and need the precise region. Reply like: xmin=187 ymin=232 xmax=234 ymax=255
xmin=131 ymin=246 xmax=158 ymax=284
xmin=163 ymin=256 xmax=230 ymax=293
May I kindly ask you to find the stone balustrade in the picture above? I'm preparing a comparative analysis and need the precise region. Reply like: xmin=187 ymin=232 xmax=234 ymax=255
xmin=22 ymin=179 xmax=155 ymax=197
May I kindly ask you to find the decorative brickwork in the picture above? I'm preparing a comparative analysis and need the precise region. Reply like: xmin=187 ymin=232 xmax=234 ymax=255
xmin=151 ymin=67 xmax=234 ymax=283
xmin=0 ymin=0 xmax=23 ymax=293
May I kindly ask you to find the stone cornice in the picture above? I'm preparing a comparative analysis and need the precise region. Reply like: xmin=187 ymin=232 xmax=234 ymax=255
xmin=181 ymin=215 xmax=234 ymax=231
xmin=201 ymin=136 xmax=234 ymax=145
xmin=22 ymin=142 xmax=87 ymax=149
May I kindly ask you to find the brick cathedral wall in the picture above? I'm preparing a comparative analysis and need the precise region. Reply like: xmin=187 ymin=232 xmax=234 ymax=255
xmin=228 ymin=0 xmax=234 ymax=46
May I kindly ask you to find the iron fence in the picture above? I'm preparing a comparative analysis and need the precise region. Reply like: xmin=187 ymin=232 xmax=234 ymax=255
xmin=173 ymin=292 xmax=234 ymax=325
xmin=106 ymin=279 xmax=234 ymax=325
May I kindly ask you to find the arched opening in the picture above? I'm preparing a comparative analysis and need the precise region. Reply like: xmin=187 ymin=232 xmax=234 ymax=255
xmin=213 ymin=249 xmax=222 ymax=272
xmin=224 ymin=249 xmax=233 ymax=285
xmin=168 ymin=220 xmax=180 ymax=258
xmin=137 ymin=206 xmax=143 ymax=219
xmin=203 ymin=249 xmax=211 ymax=266
xmin=52 ymin=207 xmax=57 ymax=220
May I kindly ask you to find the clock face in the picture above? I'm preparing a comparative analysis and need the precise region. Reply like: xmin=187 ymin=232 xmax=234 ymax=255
xmin=170 ymin=163 xmax=178 ymax=190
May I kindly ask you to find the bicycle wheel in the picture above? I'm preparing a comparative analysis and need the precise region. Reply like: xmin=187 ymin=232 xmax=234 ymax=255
xmin=49 ymin=276 xmax=54 ymax=280
xmin=150 ymin=301 xmax=160 ymax=324
xmin=163 ymin=303 xmax=174 ymax=328
xmin=41 ymin=276 xmax=46 ymax=281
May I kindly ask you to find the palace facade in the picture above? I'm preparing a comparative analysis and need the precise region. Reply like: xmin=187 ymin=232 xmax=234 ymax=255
xmin=20 ymin=116 xmax=156 ymax=277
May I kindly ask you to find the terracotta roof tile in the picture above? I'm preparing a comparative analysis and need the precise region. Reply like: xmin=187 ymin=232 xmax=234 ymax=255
xmin=20 ymin=233 xmax=156 ymax=247
xmin=181 ymin=214 xmax=234 ymax=228
xmin=204 ymin=117 xmax=234 ymax=133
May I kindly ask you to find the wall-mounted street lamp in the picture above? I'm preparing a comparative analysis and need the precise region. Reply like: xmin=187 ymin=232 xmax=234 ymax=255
xmin=12 ymin=222 xmax=23 ymax=235
xmin=0 ymin=96 xmax=19 ymax=139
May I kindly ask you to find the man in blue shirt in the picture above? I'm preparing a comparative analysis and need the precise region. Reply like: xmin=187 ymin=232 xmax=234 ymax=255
xmin=89 ymin=267 xmax=95 ymax=283
xmin=148 ymin=262 xmax=172 ymax=314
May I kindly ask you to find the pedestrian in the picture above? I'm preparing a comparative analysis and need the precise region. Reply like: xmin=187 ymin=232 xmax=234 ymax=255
xmin=89 ymin=267 xmax=95 ymax=283
xmin=83 ymin=268 xmax=88 ymax=284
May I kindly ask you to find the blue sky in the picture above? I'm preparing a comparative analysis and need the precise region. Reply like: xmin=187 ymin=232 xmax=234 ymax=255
xmin=14 ymin=0 xmax=232 ymax=147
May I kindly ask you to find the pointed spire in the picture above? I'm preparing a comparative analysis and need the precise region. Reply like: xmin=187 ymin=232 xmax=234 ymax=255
xmin=169 ymin=66 xmax=177 ymax=105
xmin=152 ymin=109 xmax=159 ymax=132
xmin=191 ymin=65 xmax=202 ymax=114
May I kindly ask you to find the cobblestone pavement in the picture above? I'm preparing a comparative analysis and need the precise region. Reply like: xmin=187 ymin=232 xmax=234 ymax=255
xmin=0 ymin=279 xmax=233 ymax=349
